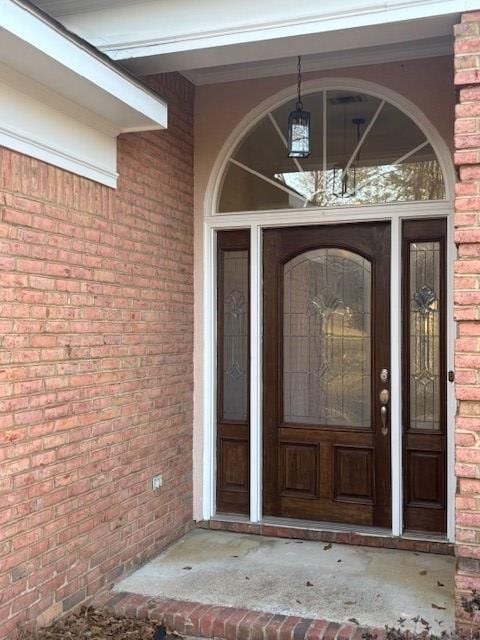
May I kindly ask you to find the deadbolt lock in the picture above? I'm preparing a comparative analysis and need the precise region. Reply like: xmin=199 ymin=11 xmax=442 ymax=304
xmin=380 ymin=368 xmax=389 ymax=383
xmin=379 ymin=388 xmax=389 ymax=405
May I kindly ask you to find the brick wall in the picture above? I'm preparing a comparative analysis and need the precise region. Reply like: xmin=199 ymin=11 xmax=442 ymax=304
xmin=454 ymin=12 xmax=480 ymax=628
xmin=0 ymin=73 xmax=194 ymax=637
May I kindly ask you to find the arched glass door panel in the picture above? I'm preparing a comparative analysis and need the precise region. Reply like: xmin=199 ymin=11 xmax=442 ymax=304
xmin=217 ymin=90 xmax=445 ymax=212
xmin=283 ymin=248 xmax=372 ymax=427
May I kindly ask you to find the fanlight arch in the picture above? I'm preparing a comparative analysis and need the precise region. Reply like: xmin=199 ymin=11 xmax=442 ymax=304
xmin=211 ymin=79 xmax=452 ymax=214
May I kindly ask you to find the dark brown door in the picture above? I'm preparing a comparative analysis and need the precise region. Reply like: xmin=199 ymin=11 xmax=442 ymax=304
xmin=263 ymin=223 xmax=391 ymax=527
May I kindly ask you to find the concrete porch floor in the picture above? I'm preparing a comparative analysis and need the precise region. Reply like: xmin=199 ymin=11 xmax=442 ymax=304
xmin=114 ymin=529 xmax=455 ymax=633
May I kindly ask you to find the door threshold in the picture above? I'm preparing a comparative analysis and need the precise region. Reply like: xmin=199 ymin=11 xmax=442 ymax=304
xmin=197 ymin=515 xmax=453 ymax=555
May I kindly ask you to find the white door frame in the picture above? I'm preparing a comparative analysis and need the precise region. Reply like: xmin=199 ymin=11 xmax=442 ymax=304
xmin=200 ymin=77 xmax=456 ymax=541
xmin=202 ymin=201 xmax=455 ymax=541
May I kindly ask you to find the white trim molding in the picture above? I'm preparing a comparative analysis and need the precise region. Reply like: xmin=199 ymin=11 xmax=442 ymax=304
xmin=184 ymin=36 xmax=452 ymax=86
xmin=0 ymin=126 xmax=118 ymax=189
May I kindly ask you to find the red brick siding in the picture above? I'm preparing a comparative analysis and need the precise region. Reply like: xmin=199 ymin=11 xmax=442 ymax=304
xmin=455 ymin=13 xmax=480 ymax=629
xmin=0 ymin=72 xmax=194 ymax=637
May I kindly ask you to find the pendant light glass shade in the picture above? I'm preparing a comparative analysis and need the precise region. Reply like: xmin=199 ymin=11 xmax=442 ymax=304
xmin=287 ymin=55 xmax=310 ymax=158
xmin=288 ymin=103 xmax=311 ymax=158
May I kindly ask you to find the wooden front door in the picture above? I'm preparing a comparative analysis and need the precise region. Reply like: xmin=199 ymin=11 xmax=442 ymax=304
xmin=263 ymin=222 xmax=391 ymax=527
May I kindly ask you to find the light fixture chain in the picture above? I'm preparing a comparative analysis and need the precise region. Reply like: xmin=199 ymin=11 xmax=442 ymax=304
xmin=297 ymin=55 xmax=302 ymax=109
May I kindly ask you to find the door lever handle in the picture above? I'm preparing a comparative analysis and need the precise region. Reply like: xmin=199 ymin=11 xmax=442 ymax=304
xmin=379 ymin=388 xmax=389 ymax=436
xmin=380 ymin=405 xmax=388 ymax=436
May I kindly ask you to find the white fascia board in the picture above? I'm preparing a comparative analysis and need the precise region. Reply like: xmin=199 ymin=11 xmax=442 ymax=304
xmin=0 ymin=70 xmax=118 ymax=187
xmin=0 ymin=0 xmax=167 ymax=131
xmin=58 ymin=0 xmax=476 ymax=62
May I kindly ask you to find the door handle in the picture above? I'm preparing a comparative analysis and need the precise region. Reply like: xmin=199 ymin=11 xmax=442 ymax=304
xmin=379 ymin=388 xmax=389 ymax=436
xmin=380 ymin=405 xmax=388 ymax=436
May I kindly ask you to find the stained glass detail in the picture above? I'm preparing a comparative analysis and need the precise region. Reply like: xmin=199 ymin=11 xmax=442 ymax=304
xmin=222 ymin=250 xmax=249 ymax=421
xmin=409 ymin=242 xmax=441 ymax=431
xmin=283 ymin=248 xmax=371 ymax=427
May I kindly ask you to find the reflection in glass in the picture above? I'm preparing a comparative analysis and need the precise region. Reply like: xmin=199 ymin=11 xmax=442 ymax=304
xmin=409 ymin=242 xmax=441 ymax=431
xmin=283 ymin=249 xmax=371 ymax=427
xmin=222 ymin=251 xmax=249 ymax=421
xmin=218 ymin=90 xmax=445 ymax=212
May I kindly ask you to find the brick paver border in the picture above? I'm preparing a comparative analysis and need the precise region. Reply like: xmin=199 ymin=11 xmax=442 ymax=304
xmin=96 ymin=591 xmax=385 ymax=640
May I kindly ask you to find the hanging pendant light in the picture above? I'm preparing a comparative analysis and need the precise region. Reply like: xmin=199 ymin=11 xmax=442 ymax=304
xmin=288 ymin=56 xmax=311 ymax=158
xmin=333 ymin=116 xmax=365 ymax=198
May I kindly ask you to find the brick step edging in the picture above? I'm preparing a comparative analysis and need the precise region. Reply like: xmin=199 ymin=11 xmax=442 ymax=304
xmin=198 ymin=520 xmax=454 ymax=556
xmin=98 ymin=591 xmax=384 ymax=640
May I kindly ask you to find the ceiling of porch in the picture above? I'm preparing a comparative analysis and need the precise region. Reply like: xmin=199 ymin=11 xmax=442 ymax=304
xmin=31 ymin=0 xmax=458 ymax=84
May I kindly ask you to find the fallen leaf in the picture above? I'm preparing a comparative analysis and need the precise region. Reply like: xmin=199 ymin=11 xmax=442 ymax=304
xmin=437 ymin=581 xmax=445 ymax=587
xmin=348 ymin=618 xmax=360 ymax=625
xmin=306 ymin=581 xmax=314 ymax=587
xmin=432 ymin=603 xmax=446 ymax=610
xmin=182 ymin=566 xmax=192 ymax=570
xmin=337 ymin=559 xmax=342 ymax=563
xmin=245 ymin=576 xmax=250 ymax=580
xmin=323 ymin=544 xmax=332 ymax=551
xmin=419 ymin=570 xmax=427 ymax=576
xmin=231 ymin=555 xmax=239 ymax=558
xmin=296 ymin=599 xmax=302 ymax=604
xmin=344 ymin=601 xmax=356 ymax=606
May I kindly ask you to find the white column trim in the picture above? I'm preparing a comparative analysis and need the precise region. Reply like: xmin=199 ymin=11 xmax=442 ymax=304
xmin=202 ymin=224 xmax=216 ymax=520
xmin=250 ymin=224 xmax=263 ymax=523
xmin=391 ymin=216 xmax=403 ymax=537
xmin=446 ymin=212 xmax=457 ymax=542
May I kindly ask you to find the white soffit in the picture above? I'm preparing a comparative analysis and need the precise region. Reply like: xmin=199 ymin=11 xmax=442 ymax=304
xmin=29 ymin=0 xmax=475 ymax=75
xmin=0 ymin=0 xmax=167 ymax=131
xmin=0 ymin=0 xmax=168 ymax=187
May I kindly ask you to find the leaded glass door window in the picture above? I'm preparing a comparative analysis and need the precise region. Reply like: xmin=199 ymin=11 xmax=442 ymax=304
xmin=283 ymin=248 xmax=371 ymax=427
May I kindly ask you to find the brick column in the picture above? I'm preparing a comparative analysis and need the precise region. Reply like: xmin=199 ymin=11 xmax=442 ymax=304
xmin=455 ymin=11 xmax=480 ymax=629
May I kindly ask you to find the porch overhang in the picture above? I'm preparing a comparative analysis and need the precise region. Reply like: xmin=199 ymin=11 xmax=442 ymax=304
xmin=28 ymin=0 xmax=479 ymax=82
xmin=0 ymin=0 xmax=167 ymax=132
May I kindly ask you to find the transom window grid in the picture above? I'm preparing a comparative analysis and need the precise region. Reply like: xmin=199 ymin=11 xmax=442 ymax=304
xmin=218 ymin=90 xmax=445 ymax=213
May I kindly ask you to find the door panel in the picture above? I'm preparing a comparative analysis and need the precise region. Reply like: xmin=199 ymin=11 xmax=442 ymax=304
xmin=263 ymin=223 xmax=391 ymax=527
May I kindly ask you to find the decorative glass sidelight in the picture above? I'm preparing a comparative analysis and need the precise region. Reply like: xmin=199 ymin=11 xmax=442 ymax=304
xmin=218 ymin=90 xmax=445 ymax=213
xmin=409 ymin=242 xmax=441 ymax=431
xmin=283 ymin=248 xmax=372 ymax=427
xmin=221 ymin=250 xmax=249 ymax=421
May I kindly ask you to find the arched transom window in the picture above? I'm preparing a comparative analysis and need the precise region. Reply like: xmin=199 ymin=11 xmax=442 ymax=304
xmin=217 ymin=90 xmax=445 ymax=213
